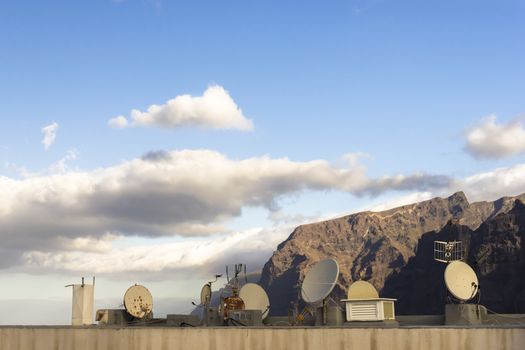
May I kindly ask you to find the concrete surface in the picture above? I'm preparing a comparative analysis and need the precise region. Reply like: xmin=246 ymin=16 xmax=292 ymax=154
xmin=1 ymin=326 xmax=525 ymax=350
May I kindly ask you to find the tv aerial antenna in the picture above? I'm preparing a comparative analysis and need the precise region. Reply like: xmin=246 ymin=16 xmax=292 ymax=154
xmin=434 ymin=240 xmax=464 ymax=263
xmin=433 ymin=237 xmax=477 ymax=303
xmin=226 ymin=263 xmax=247 ymax=288
xmin=300 ymin=258 xmax=339 ymax=325
xmin=221 ymin=264 xmax=247 ymax=323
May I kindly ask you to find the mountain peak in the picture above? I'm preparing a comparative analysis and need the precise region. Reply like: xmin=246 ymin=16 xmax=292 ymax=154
xmin=259 ymin=191 xmax=525 ymax=316
xmin=448 ymin=191 xmax=468 ymax=203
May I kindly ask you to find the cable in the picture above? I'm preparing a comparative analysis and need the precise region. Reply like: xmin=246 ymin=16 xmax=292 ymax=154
xmin=327 ymin=297 xmax=345 ymax=312
xmin=468 ymin=283 xmax=479 ymax=301
xmin=483 ymin=306 xmax=525 ymax=320
xmin=125 ymin=318 xmax=166 ymax=326
xmin=226 ymin=317 xmax=247 ymax=327
xmin=482 ymin=316 xmax=502 ymax=325
xmin=476 ymin=287 xmax=482 ymax=304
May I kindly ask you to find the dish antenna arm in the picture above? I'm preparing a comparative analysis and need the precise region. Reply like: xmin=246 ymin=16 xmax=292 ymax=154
xmin=208 ymin=274 xmax=222 ymax=285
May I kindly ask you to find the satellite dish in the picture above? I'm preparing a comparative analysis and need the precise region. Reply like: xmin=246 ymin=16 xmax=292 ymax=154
xmin=347 ymin=280 xmax=379 ymax=299
xmin=444 ymin=261 xmax=479 ymax=301
xmin=200 ymin=284 xmax=212 ymax=305
xmin=301 ymin=258 xmax=339 ymax=303
xmin=123 ymin=284 xmax=153 ymax=319
xmin=239 ymin=283 xmax=270 ymax=319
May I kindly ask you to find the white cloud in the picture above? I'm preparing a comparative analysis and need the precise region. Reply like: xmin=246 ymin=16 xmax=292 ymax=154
xmin=454 ymin=163 xmax=525 ymax=202
xmin=48 ymin=149 xmax=78 ymax=174
xmin=1 ymin=150 xmax=525 ymax=277
xmin=107 ymin=115 xmax=128 ymax=128
xmin=366 ymin=164 xmax=525 ymax=210
xmin=0 ymin=149 xmax=450 ymax=268
xmin=20 ymin=226 xmax=291 ymax=276
xmin=15 ymin=160 xmax=525 ymax=277
xmin=342 ymin=152 xmax=371 ymax=167
xmin=108 ymin=85 xmax=253 ymax=131
xmin=41 ymin=122 xmax=59 ymax=150
xmin=267 ymin=210 xmax=323 ymax=225
xmin=5 ymin=162 xmax=35 ymax=178
xmin=357 ymin=173 xmax=450 ymax=197
xmin=465 ymin=115 xmax=525 ymax=159
xmin=369 ymin=192 xmax=434 ymax=212
xmin=6 ymin=150 xmax=79 ymax=178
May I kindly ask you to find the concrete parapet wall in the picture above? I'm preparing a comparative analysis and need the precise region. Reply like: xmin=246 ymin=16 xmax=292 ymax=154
xmin=1 ymin=326 xmax=524 ymax=350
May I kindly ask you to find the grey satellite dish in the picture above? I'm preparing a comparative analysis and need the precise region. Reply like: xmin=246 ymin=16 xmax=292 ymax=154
xmin=444 ymin=261 xmax=479 ymax=301
xmin=200 ymin=284 xmax=212 ymax=305
xmin=301 ymin=258 xmax=339 ymax=303
xmin=239 ymin=283 xmax=270 ymax=320
xmin=124 ymin=284 xmax=153 ymax=319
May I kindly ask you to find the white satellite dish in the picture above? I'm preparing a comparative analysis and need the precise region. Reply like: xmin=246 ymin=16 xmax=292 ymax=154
xmin=301 ymin=258 xmax=339 ymax=303
xmin=200 ymin=284 xmax=212 ymax=305
xmin=444 ymin=261 xmax=479 ymax=301
xmin=347 ymin=280 xmax=379 ymax=299
xmin=239 ymin=283 xmax=270 ymax=319
xmin=124 ymin=284 xmax=153 ymax=319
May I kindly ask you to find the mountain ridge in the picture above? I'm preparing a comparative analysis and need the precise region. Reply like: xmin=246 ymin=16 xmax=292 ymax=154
xmin=259 ymin=191 xmax=525 ymax=315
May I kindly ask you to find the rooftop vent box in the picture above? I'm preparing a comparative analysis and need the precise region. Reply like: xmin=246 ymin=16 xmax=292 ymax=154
xmin=341 ymin=299 xmax=396 ymax=322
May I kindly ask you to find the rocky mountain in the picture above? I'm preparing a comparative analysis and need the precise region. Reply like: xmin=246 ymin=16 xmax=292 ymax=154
xmin=259 ymin=192 xmax=525 ymax=315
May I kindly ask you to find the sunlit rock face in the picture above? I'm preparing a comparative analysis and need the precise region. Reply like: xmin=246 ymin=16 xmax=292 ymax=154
xmin=260 ymin=192 xmax=525 ymax=315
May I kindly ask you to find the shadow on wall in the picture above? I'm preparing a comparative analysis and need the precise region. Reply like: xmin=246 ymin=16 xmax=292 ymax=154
xmin=381 ymin=222 xmax=473 ymax=315
xmin=469 ymin=202 xmax=525 ymax=313
xmin=382 ymin=201 xmax=525 ymax=315
xmin=259 ymin=255 xmax=306 ymax=316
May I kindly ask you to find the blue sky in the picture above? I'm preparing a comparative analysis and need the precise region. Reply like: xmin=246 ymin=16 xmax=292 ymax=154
xmin=1 ymin=0 xmax=525 ymax=324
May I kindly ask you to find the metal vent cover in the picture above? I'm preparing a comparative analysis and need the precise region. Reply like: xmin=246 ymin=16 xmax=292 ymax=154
xmin=348 ymin=302 xmax=378 ymax=321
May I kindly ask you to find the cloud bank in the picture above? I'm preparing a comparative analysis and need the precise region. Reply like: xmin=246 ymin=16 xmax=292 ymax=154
xmin=2 ymin=148 xmax=525 ymax=277
xmin=108 ymin=85 xmax=253 ymax=131
xmin=453 ymin=163 xmax=525 ymax=202
xmin=41 ymin=122 xmax=58 ymax=150
xmin=21 ymin=226 xmax=291 ymax=276
xmin=465 ymin=115 xmax=525 ymax=159
xmin=0 ymin=149 xmax=449 ymax=252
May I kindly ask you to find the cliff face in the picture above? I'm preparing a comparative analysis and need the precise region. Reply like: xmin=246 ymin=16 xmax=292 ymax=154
xmin=468 ymin=200 xmax=525 ymax=313
xmin=259 ymin=192 xmax=525 ymax=315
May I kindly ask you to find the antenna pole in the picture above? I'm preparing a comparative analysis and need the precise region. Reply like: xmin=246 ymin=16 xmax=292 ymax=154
xmin=322 ymin=298 xmax=327 ymax=325
xmin=204 ymin=293 xmax=209 ymax=327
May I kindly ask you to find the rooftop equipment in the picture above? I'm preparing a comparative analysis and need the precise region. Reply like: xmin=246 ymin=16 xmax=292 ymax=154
xmin=341 ymin=280 xmax=396 ymax=322
xmin=442 ymin=261 xmax=486 ymax=325
xmin=301 ymin=258 xmax=339 ymax=325
xmin=123 ymin=284 xmax=153 ymax=319
xmin=239 ymin=283 xmax=271 ymax=320
xmin=221 ymin=264 xmax=247 ymax=323
xmin=434 ymin=240 xmax=464 ymax=263
xmin=66 ymin=277 xmax=95 ymax=326
xmin=195 ymin=274 xmax=222 ymax=326
xmin=444 ymin=261 xmax=479 ymax=302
